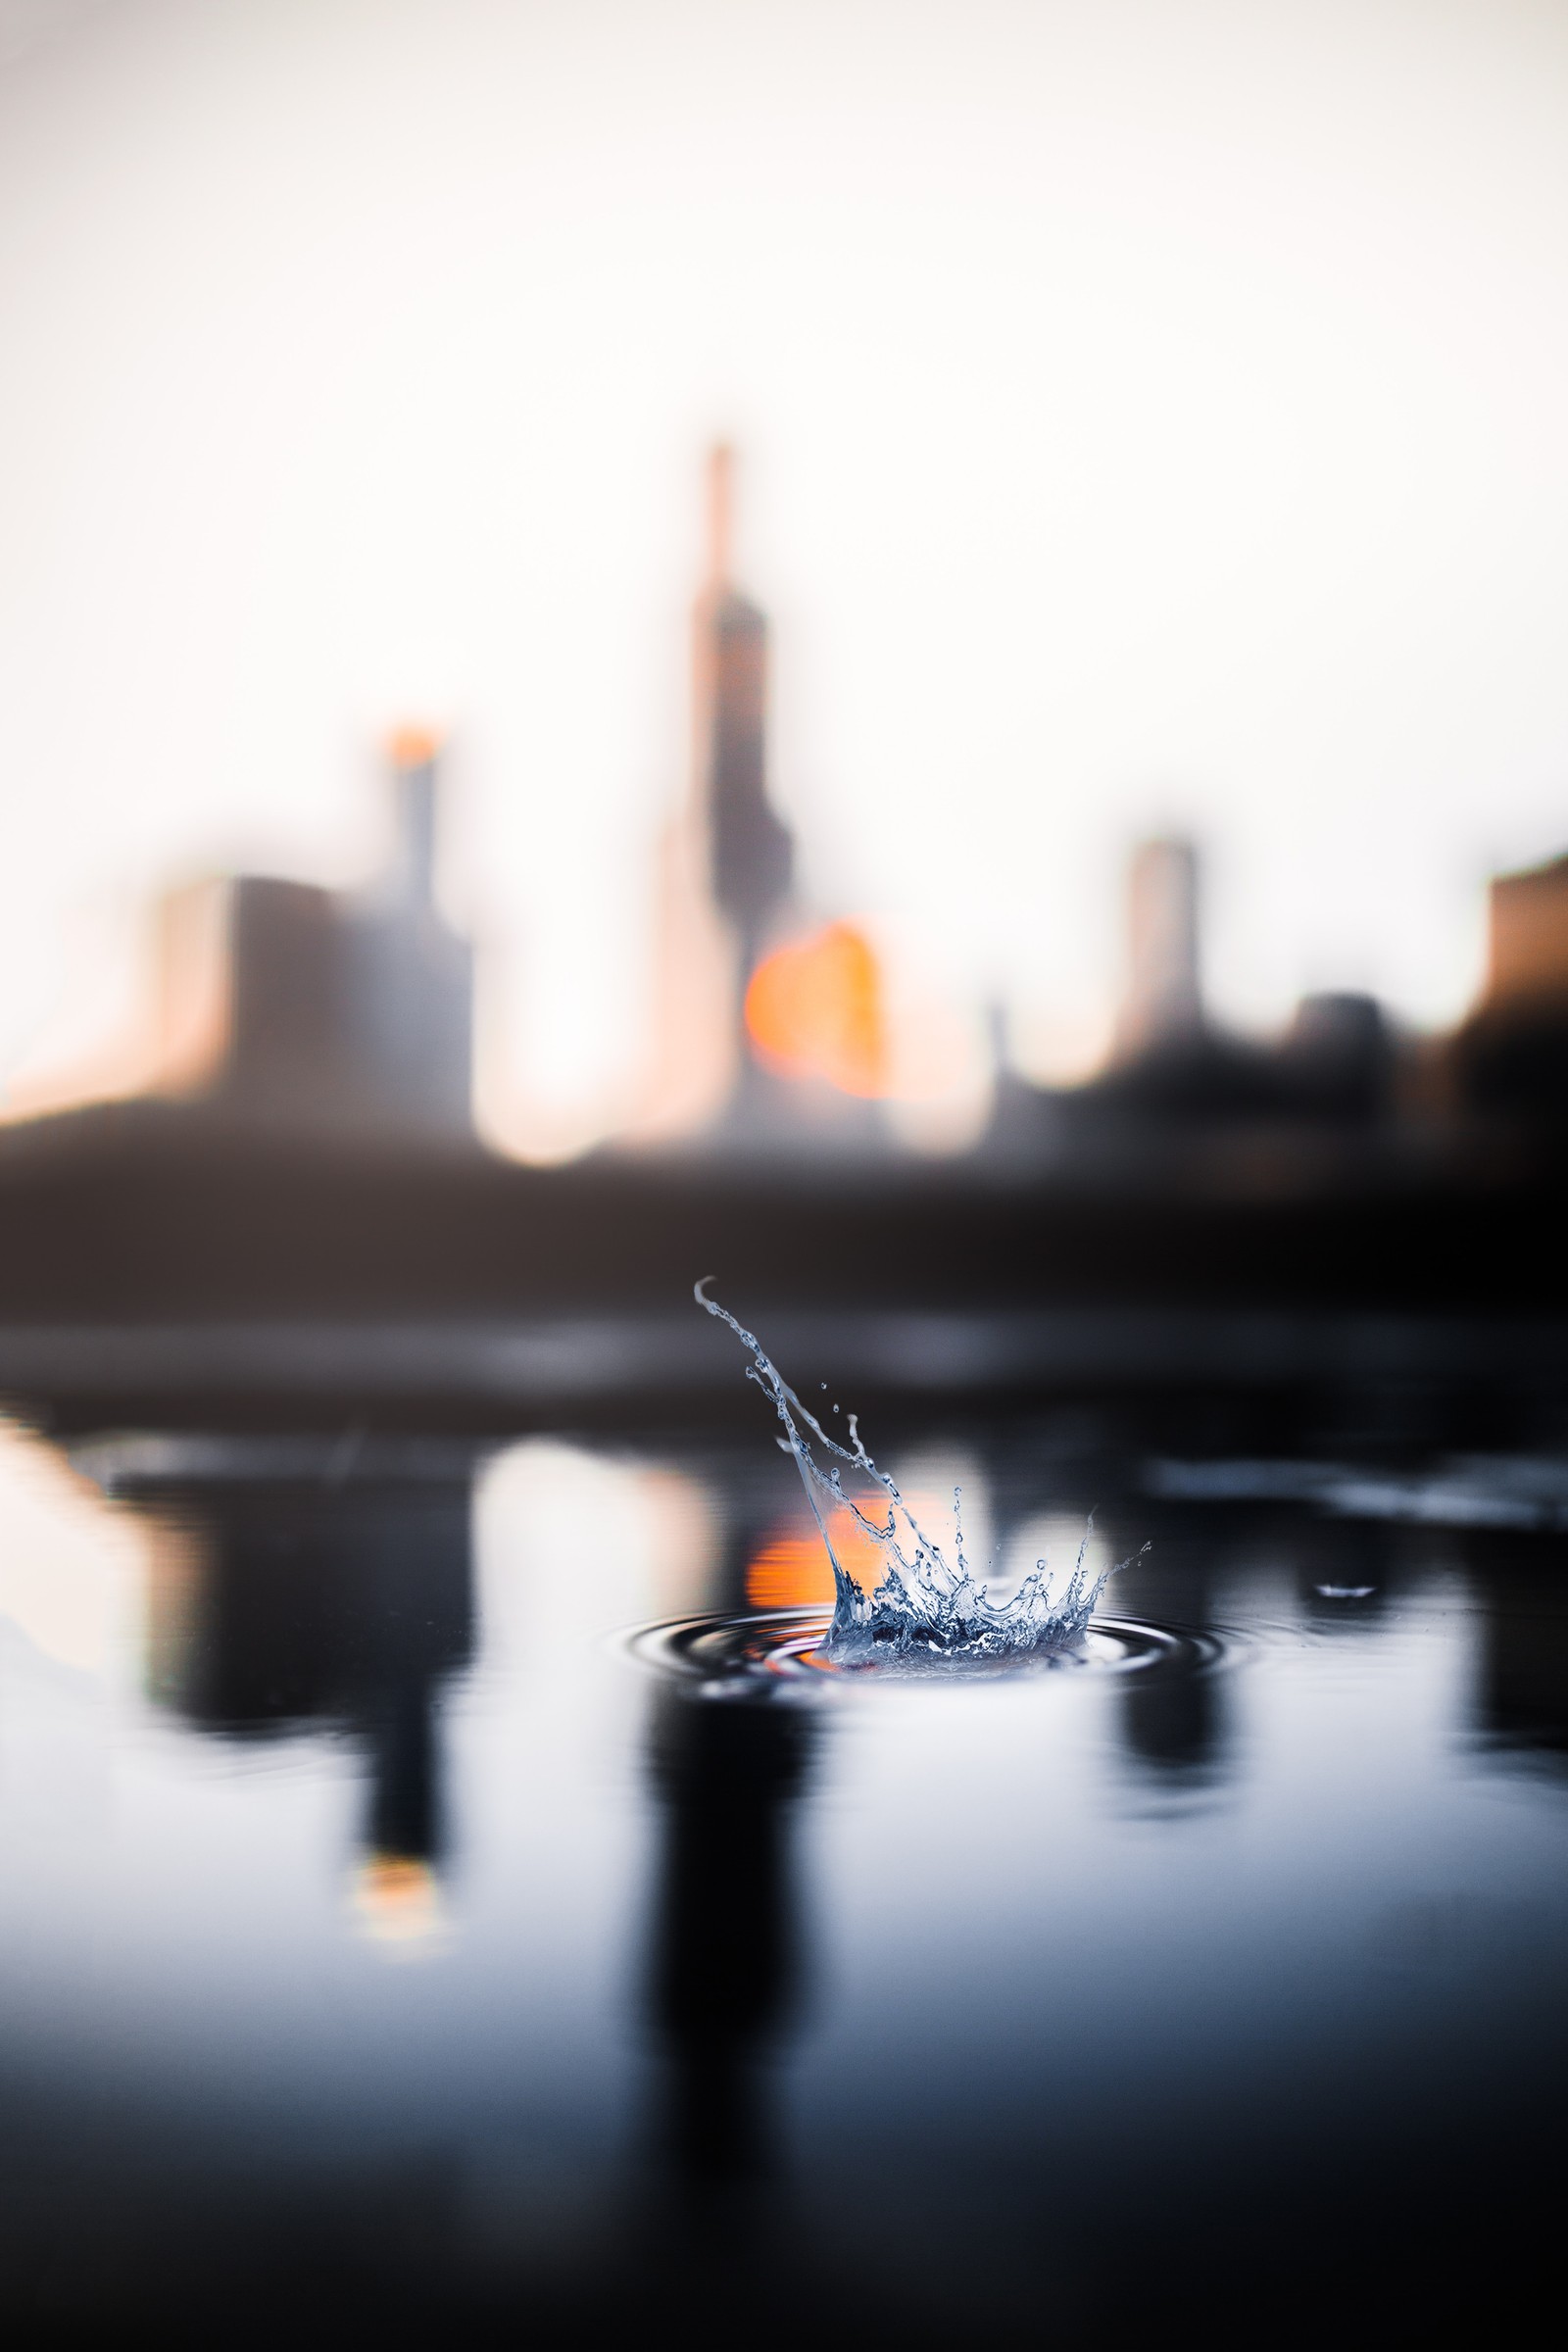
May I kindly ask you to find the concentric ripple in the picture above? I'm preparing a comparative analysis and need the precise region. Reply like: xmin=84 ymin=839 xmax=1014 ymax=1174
xmin=628 ymin=1607 xmax=1227 ymax=1695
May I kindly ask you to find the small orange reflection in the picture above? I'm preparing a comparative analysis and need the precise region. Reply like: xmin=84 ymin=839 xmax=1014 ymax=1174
xmin=745 ymin=1503 xmax=886 ymax=1607
xmin=351 ymin=1853 xmax=447 ymax=1953
xmin=745 ymin=921 xmax=888 ymax=1097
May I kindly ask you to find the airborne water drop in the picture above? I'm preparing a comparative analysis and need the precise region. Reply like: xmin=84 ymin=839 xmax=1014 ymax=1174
xmin=695 ymin=1280 xmax=1130 ymax=1666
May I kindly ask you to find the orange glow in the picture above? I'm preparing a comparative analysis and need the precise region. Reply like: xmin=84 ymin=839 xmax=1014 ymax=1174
xmin=745 ymin=1503 xmax=886 ymax=1608
xmin=351 ymin=1853 xmax=446 ymax=1951
xmin=746 ymin=1532 xmax=836 ymax=1608
xmin=388 ymin=722 xmax=442 ymax=769
xmin=745 ymin=921 xmax=888 ymax=1097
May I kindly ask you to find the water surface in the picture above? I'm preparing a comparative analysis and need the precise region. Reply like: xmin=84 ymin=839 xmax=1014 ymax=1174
xmin=0 ymin=1409 xmax=1564 ymax=2338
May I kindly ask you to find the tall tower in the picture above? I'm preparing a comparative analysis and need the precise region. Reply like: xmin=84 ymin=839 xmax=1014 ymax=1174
xmin=632 ymin=446 xmax=800 ymax=1142
xmin=347 ymin=729 xmax=474 ymax=1136
xmin=384 ymin=722 xmax=441 ymax=912
xmin=696 ymin=445 xmax=795 ymax=980
xmin=1117 ymin=836 xmax=1203 ymax=1057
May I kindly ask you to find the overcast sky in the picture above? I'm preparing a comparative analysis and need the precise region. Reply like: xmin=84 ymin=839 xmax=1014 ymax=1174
xmin=3 ymin=0 xmax=1568 ymax=1148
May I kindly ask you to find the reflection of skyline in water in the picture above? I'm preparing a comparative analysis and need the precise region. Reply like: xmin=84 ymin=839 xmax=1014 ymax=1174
xmin=1102 ymin=1521 xmax=1230 ymax=1785
xmin=648 ymin=1687 xmax=811 ymax=2187
xmin=67 ymin=1423 xmax=1568 ymax=1867
xmin=1462 ymin=1530 xmax=1568 ymax=1769
xmin=0 ymin=1412 xmax=1560 ymax=2326
xmin=108 ymin=1450 xmax=478 ymax=1938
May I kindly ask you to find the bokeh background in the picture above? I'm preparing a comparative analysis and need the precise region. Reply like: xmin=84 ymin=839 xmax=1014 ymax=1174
xmin=5 ymin=0 xmax=1568 ymax=1153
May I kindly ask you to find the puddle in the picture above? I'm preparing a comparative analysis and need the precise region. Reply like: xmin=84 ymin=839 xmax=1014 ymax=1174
xmin=628 ymin=1606 xmax=1229 ymax=1694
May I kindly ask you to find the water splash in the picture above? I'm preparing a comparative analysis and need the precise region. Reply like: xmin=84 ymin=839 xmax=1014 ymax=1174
xmin=696 ymin=1282 xmax=1129 ymax=1666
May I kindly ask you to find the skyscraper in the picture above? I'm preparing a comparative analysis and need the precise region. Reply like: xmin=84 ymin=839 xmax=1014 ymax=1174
xmin=1116 ymin=836 xmax=1203 ymax=1057
xmin=631 ymin=447 xmax=891 ymax=1154
xmin=633 ymin=446 xmax=801 ymax=1141
xmin=697 ymin=444 xmax=795 ymax=977
xmin=152 ymin=730 xmax=474 ymax=1144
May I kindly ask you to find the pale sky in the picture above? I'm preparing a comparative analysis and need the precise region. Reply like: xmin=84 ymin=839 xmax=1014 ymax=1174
xmin=3 ymin=0 xmax=1568 ymax=1149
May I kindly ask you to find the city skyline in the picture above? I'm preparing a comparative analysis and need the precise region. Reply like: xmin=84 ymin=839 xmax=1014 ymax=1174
xmin=0 ymin=429 xmax=1564 ymax=1163
xmin=3 ymin=1 xmax=1568 ymax=1154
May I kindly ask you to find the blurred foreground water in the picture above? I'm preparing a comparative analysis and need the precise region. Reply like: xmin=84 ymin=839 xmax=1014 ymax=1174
xmin=0 ymin=1398 xmax=1565 ymax=2342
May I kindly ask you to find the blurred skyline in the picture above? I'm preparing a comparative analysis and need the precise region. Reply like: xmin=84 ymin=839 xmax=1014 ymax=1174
xmin=4 ymin=0 xmax=1568 ymax=1153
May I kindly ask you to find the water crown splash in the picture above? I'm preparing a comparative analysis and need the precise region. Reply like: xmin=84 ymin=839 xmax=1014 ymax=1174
xmin=696 ymin=1282 xmax=1123 ymax=1665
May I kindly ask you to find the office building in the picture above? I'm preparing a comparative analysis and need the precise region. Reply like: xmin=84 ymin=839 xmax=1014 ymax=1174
xmin=154 ymin=731 xmax=473 ymax=1145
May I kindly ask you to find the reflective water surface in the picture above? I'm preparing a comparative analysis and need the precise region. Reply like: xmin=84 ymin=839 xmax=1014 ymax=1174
xmin=0 ymin=1408 xmax=1565 ymax=2341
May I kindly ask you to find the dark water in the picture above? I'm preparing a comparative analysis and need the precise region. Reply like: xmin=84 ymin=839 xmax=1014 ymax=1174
xmin=1 ymin=1407 xmax=1565 ymax=2341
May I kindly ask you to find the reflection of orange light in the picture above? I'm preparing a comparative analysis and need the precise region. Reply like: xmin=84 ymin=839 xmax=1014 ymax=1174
xmin=747 ymin=1533 xmax=836 ymax=1608
xmin=389 ymin=722 xmax=441 ymax=769
xmin=745 ymin=1504 xmax=885 ymax=1607
xmin=745 ymin=921 xmax=888 ymax=1097
xmin=351 ymin=1853 xmax=446 ymax=1953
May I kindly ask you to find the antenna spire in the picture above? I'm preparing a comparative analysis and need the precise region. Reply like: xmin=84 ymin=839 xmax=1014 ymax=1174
xmin=706 ymin=441 xmax=734 ymax=590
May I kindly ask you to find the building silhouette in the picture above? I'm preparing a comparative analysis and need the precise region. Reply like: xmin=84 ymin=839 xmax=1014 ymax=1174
xmin=700 ymin=445 xmax=795 ymax=989
xmin=153 ymin=729 xmax=473 ymax=1145
xmin=1117 ymin=836 xmax=1203 ymax=1057
xmin=636 ymin=446 xmax=796 ymax=1140
xmin=0 ymin=452 xmax=1560 ymax=1377
xmin=634 ymin=447 xmax=886 ymax=1154
xmin=1453 ymin=850 xmax=1568 ymax=1134
xmin=127 ymin=1450 xmax=476 ymax=1934
xmin=1482 ymin=855 xmax=1568 ymax=1009
xmin=986 ymin=832 xmax=1396 ymax=1163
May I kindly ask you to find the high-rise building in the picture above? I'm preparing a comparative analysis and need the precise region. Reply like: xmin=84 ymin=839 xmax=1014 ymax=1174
xmin=632 ymin=447 xmax=892 ymax=1154
xmin=634 ymin=447 xmax=801 ymax=1141
xmin=1116 ymin=836 xmax=1203 ymax=1056
xmin=698 ymin=444 xmax=795 ymax=974
xmin=1453 ymin=850 xmax=1568 ymax=1127
xmin=1482 ymin=854 xmax=1568 ymax=1012
xmin=153 ymin=731 xmax=474 ymax=1144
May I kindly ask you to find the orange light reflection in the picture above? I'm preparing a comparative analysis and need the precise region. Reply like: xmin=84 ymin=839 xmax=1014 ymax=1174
xmin=745 ymin=1502 xmax=885 ymax=1608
